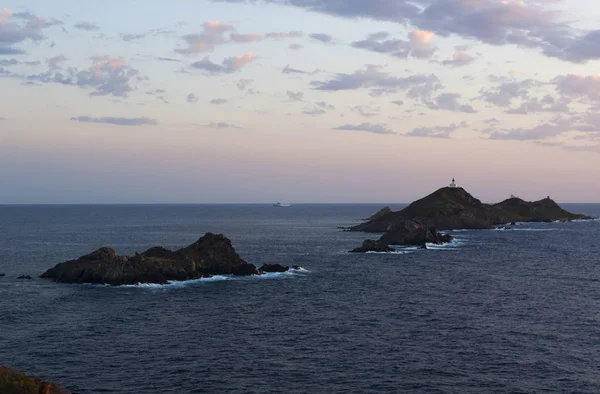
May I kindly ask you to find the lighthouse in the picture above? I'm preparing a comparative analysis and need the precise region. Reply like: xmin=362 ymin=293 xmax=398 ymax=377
xmin=449 ymin=178 xmax=457 ymax=188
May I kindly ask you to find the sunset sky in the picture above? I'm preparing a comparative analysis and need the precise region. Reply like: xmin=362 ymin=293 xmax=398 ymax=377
xmin=1 ymin=0 xmax=600 ymax=203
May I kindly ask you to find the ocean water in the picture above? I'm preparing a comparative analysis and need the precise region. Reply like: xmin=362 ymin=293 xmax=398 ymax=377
xmin=1 ymin=203 xmax=600 ymax=393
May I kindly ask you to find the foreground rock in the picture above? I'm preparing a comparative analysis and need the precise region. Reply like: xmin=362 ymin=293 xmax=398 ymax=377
xmin=0 ymin=366 xmax=70 ymax=394
xmin=41 ymin=233 xmax=287 ymax=286
xmin=350 ymin=240 xmax=395 ymax=253
xmin=379 ymin=219 xmax=451 ymax=246
xmin=352 ymin=187 xmax=591 ymax=232
xmin=350 ymin=219 xmax=452 ymax=252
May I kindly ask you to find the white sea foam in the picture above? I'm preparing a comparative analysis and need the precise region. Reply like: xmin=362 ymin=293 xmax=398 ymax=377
xmin=365 ymin=250 xmax=414 ymax=255
xmin=426 ymin=238 xmax=465 ymax=251
xmin=97 ymin=268 xmax=309 ymax=289
xmin=493 ymin=227 xmax=556 ymax=232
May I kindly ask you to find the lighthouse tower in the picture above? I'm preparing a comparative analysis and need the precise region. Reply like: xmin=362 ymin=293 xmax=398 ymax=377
xmin=449 ymin=178 xmax=457 ymax=188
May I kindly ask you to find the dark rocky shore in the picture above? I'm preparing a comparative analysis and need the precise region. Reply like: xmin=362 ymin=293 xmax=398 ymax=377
xmin=0 ymin=366 xmax=70 ymax=394
xmin=349 ymin=187 xmax=591 ymax=253
xmin=42 ymin=233 xmax=299 ymax=286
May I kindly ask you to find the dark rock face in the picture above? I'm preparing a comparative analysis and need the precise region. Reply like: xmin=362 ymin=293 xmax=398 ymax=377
xmin=259 ymin=264 xmax=290 ymax=273
xmin=350 ymin=240 xmax=395 ymax=253
xmin=379 ymin=219 xmax=449 ymax=246
xmin=0 ymin=366 xmax=70 ymax=394
xmin=41 ymin=233 xmax=259 ymax=286
xmin=366 ymin=207 xmax=393 ymax=221
xmin=352 ymin=187 xmax=591 ymax=232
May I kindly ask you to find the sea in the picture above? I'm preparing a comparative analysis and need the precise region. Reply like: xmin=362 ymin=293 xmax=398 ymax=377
xmin=1 ymin=204 xmax=600 ymax=393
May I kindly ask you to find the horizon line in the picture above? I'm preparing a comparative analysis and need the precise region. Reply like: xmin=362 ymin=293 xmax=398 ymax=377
xmin=2 ymin=201 xmax=600 ymax=206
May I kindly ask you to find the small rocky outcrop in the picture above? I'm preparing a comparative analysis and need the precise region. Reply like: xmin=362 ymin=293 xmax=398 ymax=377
xmin=17 ymin=275 xmax=32 ymax=280
xmin=350 ymin=240 xmax=395 ymax=253
xmin=366 ymin=207 xmax=393 ymax=221
xmin=259 ymin=264 xmax=289 ymax=273
xmin=41 ymin=233 xmax=261 ymax=286
xmin=0 ymin=366 xmax=70 ymax=394
xmin=379 ymin=219 xmax=451 ymax=246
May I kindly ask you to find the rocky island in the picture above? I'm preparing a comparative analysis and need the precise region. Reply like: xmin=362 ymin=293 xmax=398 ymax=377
xmin=0 ymin=366 xmax=70 ymax=394
xmin=42 ymin=233 xmax=299 ymax=286
xmin=349 ymin=183 xmax=591 ymax=253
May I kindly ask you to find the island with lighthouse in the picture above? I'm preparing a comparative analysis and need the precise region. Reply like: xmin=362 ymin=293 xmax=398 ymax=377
xmin=349 ymin=179 xmax=592 ymax=253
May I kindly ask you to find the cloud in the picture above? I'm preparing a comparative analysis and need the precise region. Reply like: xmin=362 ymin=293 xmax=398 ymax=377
xmin=0 ymin=47 xmax=25 ymax=55
xmin=236 ymin=78 xmax=253 ymax=90
xmin=213 ymin=0 xmax=600 ymax=63
xmin=409 ymin=30 xmax=436 ymax=59
xmin=25 ymin=56 xmax=141 ymax=97
xmin=480 ymin=79 xmax=536 ymax=107
xmin=207 ymin=122 xmax=241 ymax=129
xmin=176 ymin=20 xmax=302 ymax=54
xmin=303 ymin=107 xmax=326 ymax=116
xmin=334 ymin=123 xmax=395 ymax=135
xmin=74 ymin=22 xmax=100 ymax=31
xmin=282 ymin=64 xmax=307 ymax=74
xmin=47 ymin=54 xmax=67 ymax=69
xmin=505 ymin=95 xmax=570 ymax=115
xmin=309 ymin=33 xmax=333 ymax=43
xmin=122 ymin=33 xmax=147 ymax=42
xmin=156 ymin=56 xmax=181 ymax=62
xmin=176 ymin=21 xmax=235 ymax=54
xmin=71 ymin=116 xmax=158 ymax=126
xmin=315 ymin=101 xmax=335 ymax=110
xmin=426 ymin=93 xmax=477 ymax=113
xmin=353 ymin=105 xmax=380 ymax=117
xmin=302 ymin=101 xmax=335 ymax=116
xmin=487 ymin=121 xmax=569 ymax=141
xmin=351 ymin=30 xmax=436 ymax=59
xmin=391 ymin=100 xmax=404 ymax=106
xmin=407 ymin=122 xmax=467 ymax=139
xmin=312 ymin=65 xmax=442 ymax=99
xmin=0 ymin=58 xmax=39 ymax=66
xmin=442 ymin=50 xmax=476 ymax=67
xmin=210 ymin=98 xmax=228 ymax=105
xmin=190 ymin=52 xmax=256 ymax=74
xmin=351 ymin=32 xmax=410 ymax=58
xmin=542 ymin=30 xmax=600 ymax=63
xmin=187 ymin=93 xmax=199 ymax=103
xmin=553 ymin=74 xmax=600 ymax=102
xmin=287 ymin=90 xmax=304 ymax=101
xmin=0 ymin=11 xmax=61 ymax=55
xmin=230 ymin=33 xmax=263 ymax=43
xmin=265 ymin=31 xmax=302 ymax=40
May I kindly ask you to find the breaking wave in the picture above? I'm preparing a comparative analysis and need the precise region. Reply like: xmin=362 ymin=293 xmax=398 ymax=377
xmin=493 ymin=227 xmax=556 ymax=232
xmin=426 ymin=237 xmax=465 ymax=251
xmin=91 ymin=268 xmax=310 ymax=289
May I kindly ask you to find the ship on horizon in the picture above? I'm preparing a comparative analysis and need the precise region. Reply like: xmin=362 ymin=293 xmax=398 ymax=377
xmin=273 ymin=202 xmax=292 ymax=207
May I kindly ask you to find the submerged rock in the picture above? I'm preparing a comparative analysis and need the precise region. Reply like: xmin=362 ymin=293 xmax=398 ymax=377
xmin=350 ymin=240 xmax=395 ymax=253
xmin=0 ymin=366 xmax=70 ymax=394
xmin=41 ymin=233 xmax=260 ymax=286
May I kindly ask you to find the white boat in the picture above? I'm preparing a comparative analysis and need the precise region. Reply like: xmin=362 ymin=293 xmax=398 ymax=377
xmin=273 ymin=202 xmax=292 ymax=207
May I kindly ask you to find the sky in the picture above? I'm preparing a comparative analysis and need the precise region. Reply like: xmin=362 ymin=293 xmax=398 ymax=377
xmin=1 ymin=0 xmax=600 ymax=204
